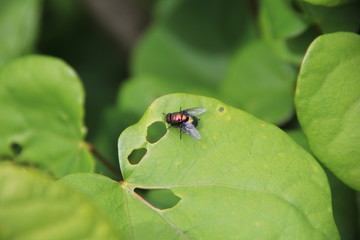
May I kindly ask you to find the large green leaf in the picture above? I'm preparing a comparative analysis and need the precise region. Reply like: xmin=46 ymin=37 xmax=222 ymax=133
xmin=295 ymin=32 xmax=360 ymax=190
xmin=0 ymin=0 xmax=42 ymax=66
xmin=0 ymin=55 xmax=94 ymax=177
xmin=62 ymin=94 xmax=338 ymax=239
xmin=0 ymin=163 xmax=120 ymax=240
xmin=222 ymin=40 xmax=296 ymax=124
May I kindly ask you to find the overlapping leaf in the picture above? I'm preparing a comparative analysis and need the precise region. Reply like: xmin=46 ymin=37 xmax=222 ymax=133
xmin=0 ymin=163 xmax=120 ymax=240
xmin=0 ymin=55 xmax=94 ymax=177
xmin=221 ymin=40 xmax=296 ymax=124
xmin=0 ymin=0 xmax=42 ymax=66
xmin=132 ymin=0 xmax=255 ymax=86
xmin=295 ymin=32 xmax=360 ymax=190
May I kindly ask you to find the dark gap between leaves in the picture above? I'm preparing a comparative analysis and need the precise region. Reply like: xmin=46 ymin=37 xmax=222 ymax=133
xmin=290 ymin=0 xmax=304 ymax=13
xmin=134 ymin=188 xmax=181 ymax=210
xmin=286 ymin=25 xmax=320 ymax=57
xmin=146 ymin=121 xmax=167 ymax=143
xmin=127 ymin=148 xmax=147 ymax=165
xmin=11 ymin=142 xmax=22 ymax=156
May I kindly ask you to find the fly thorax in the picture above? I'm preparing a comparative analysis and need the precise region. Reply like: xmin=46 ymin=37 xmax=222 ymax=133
xmin=171 ymin=113 xmax=186 ymax=123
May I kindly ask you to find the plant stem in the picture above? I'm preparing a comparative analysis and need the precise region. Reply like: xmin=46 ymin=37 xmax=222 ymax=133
xmin=85 ymin=142 xmax=122 ymax=179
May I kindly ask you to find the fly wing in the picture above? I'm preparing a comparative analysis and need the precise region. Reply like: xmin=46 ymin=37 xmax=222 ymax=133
xmin=181 ymin=121 xmax=201 ymax=139
xmin=183 ymin=107 xmax=206 ymax=116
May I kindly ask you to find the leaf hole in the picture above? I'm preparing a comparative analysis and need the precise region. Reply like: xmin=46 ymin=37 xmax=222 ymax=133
xmin=134 ymin=188 xmax=181 ymax=210
xmin=128 ymin=148 xmax=147 ymax=165
xmin=218 ymin=106 xmax=225 ymax=113
xmin=11 ymin=142 xmax=22 ymax=156
xmin=147 ymin=121 xmax=167 ymax=143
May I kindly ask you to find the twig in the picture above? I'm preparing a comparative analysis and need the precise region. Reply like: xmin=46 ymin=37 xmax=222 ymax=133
xmin=85 ymin=142 xmax=122 ymax=178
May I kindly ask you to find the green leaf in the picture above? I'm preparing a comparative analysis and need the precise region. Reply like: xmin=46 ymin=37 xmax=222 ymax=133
xmin=132 ymin=25 xmax=228 ymax=87
xmin=221 ymin=40 xmax=296 ymax=124
xmin=116 ymin=75 xmax=216 ymax=125
xmin=258 ymin=0 xmax=315 ymax=65
xmin=0 ymin=163 xmax=120 ymax=240
xmin=102 ymin=75 xmax=217 ymax=164
xmin=301 ymin=0 xmax=358 ymax=7
xmin=161 ymin=0 xmax=254 ymax=53
xmin=61 ymin=173 xmax=186 ymax=240
xmin=260 ymin=0 xmax=308 ymax=39
xmin=132 ymin=0 xmax=256 ymax=86
xmin=302 ymin=2 xmax=360 ymax=33
xmin=0 ymin=0 xmax=42 ymax=67
xmin=65 ymin=94 xmax=339 ymax=239
xmin=287 ymin=129 xmax=358 ymax=240
xmin=0 ymin=55 xmax=94 ymax=177
xmin=295 ymin=32 xmax=360 ymax=190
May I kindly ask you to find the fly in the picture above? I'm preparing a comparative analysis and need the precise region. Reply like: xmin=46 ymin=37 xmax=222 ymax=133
xmin=164 ymin=107 xmax=206 ymax=139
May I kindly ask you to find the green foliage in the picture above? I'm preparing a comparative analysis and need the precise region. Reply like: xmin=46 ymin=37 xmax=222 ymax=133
xmin=261 ymin=0 xmax=308 ymax=39
xmin=302 ymin=2 xmax=360 ymax=33
xmin=132 ymin=0 xmax=255 ymax=86
xmin=0 ymin=55 xmax=94 ymax=177
xmin=288 ymin=128 xmax=358 ymax=240
xmin=0 ymin=0 xmax=359 ymax=239
xmin=222 ymin=40 xmax=296 ymax=124
xmin=0 ymin=0 xmax=42 ymax=66
xmin=295 ymin=32 xmax=360 ymax=190
xmin=0 ymin=163 xmax=120 ymax=240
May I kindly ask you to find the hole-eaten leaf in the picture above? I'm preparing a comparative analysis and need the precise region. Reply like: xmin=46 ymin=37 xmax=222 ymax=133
xmin=146 ymin=121 xmax=167 ymax=143
xmin=11 ymin=142 xmax=22 ymax=156
xmin=127 ymin=148 xmax=147 ymax=165
xmin=134 ymin=188 xmax=181 ymax=210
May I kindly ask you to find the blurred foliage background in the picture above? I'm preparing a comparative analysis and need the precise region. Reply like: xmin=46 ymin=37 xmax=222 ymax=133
xmin=1 ymin=0 xmax=360 ymax=177
xmin=1 ymin=1 xmax=360 ymax=239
